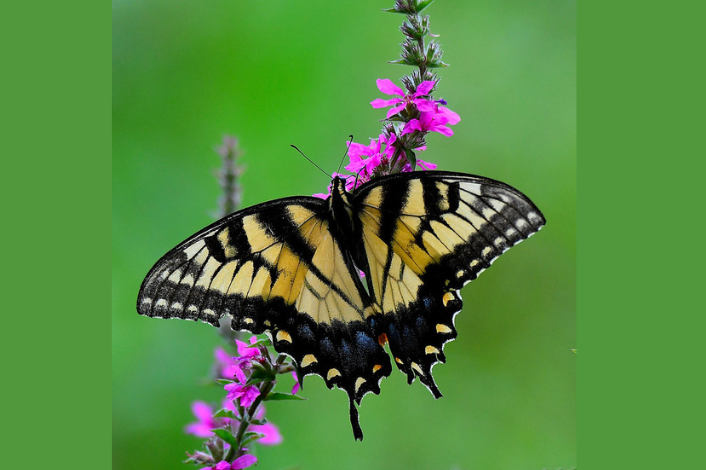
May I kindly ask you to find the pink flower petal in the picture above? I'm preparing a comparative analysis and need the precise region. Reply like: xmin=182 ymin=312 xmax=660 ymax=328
xmin=186 ymin=422 xmax=215 ymax=438
xmin=347 ymin=141 xmax=375 ymax=158
xmin=414 ymin=99 xmax=436 ymax=113
xmin=231 ymin=454 xmax=258 ymax=469
xmin=371 ymin=97 xmax=402 ymax=109
xmin=236 ymin=336 xmax=260 ymax=358
xmin=386 ymin=103 xmax=407 ymax=119
xmin=204 ymin=461 xmax=232 ymax=470
xmin=252 ymin=422 xmax=283 ymax=445
xmin=214 ymin=347 xmax=233 ymax=364
xmin=364 ymin=154 xmax=382 ymax=174
xmin=345 ymin=155 xmax=367 ymax=173
xmin=312 ymin=193 xmax=328 ymax=199
xmin=291 ymin=371 xmax=300 ymax=394
xmin=232 ymin=365 xmax=248 ymax=385
xmin=438 ymin=106 xmax=461 ymax=124
xmin=431 ymin=124 xmax=454 ymax=137
xmin=225 ymin=383 xmax=259 ymax=405
xmin=402 ymin=119 xmax=422 ymax=135
xmin=417 ymin=159 xmax=437 ymax=170
xmin=192 ymin=401 xmax=214 ymax=421
xmin=414 ymin=80 xmax=436 ymax=96
xmin=376 ymin=78 xmax=405 ymax=97
xmin=240 ymin=386 xmax=260 ymax=408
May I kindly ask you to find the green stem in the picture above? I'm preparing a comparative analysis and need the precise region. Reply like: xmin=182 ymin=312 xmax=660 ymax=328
xmin=413 ymin=13 xmax=427 ymax=80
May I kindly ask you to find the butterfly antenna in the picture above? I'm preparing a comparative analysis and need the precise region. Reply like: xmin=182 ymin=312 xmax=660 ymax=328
xmin=291 ymin=145 xmax=331 ymax=179
xmin=337 ymin=135 xmax=354 ymax=174
xmin=353 ymin=167 xmax=364 ymax=189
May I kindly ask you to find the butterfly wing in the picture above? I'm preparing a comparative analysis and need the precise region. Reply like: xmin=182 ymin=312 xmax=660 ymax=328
xmin=351 ymin=171 xmax=546 ymax=396
xmin=137 ymin=197 xmax=392 ymax=439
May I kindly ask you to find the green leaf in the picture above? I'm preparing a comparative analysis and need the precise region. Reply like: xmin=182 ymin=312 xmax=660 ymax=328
xmin=388 ymin=59 xmax=416 ymax=66
xmin=416 ymin=0 xmax=436 ymax=12
xmin=246 ymin=368 xmax=276 ymax=385
xmin=240 ymin=432 xmax=263 ymax=448
xmin=213 ymin=409 xmax=239 ymax=420
xmin=404 ymin=149 xmax=417 ymax=169
xmin=216 ymin=378 xmax=235 ymax=386
xmin=245 ymin=337 xmax=272 ymax=349
xmin=384 ymin=0 xmax=436 ymax=13
xmin=213 ymin=429 xmax=239 ymax=448
xmin=264 ymin=392 xmax=306 ymax=401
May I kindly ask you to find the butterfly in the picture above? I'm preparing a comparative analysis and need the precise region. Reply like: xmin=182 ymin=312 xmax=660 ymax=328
xmin=137 ymin=170 xmax=545 ymax=440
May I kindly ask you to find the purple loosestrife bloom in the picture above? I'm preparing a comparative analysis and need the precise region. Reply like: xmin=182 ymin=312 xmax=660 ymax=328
xmin=224 ymin=382 xmax=260 ymax=408
xmin=236 ymin=336 xmax=261 ymax=359
xmin=404 ymin=159 xmax=437 ymax=172
xmin=231 ymin=454 xmax=258 ymax=469
xmin=221 ymin=400 xmax=284 ymax=445
xmin=250 ymin=405 xmax=284 ymax=445
xmin=202 ymin=461 xmax=232 ymax=470
xmin=214 ymin=347 xmax=243 ymax=381
xmin=220 ymin=336 xmax=262 ymax=384
xmin=344 ymin=134 xmax=397 ymax=186
xmin=344 ymin=133 xmax=436 ymax=180
xmin=433 ymin=100 xmax=461 ymax=125
xmin=371 ymin=79 xmax=437 ymax=118
xmin=185 ymin=401 xmax=222 ymax=438
xmin=201 ymin=457 xmax=257 ymax=470
xmin=291 ymin=371 xmax=300 ymax=395
xmin=403 ymin=109 xmax=456 ymax=137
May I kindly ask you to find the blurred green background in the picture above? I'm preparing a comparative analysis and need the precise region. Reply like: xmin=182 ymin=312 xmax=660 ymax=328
xmin=113 ymin=0 xmax=575 ymax=469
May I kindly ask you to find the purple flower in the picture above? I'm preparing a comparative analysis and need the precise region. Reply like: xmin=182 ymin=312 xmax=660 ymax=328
xmin=344 ymin=134 xmax=398 ymax=187
xmin=217 ymin=336 xmax=263 ymax=384
xmin=403 ymin=109 xmax=456 ymax=137
xmin=201 ymin=460 xmax=231 ymax=470
xmin=250 ymin=406 xmax=283 ymax=445
xmin=236 ymin=336 xmax=261 ymax=359
xmin=225 ymin=383 xmax=261 ymax=408
xmin=221 ymin=401 xmax=283 ymax=446
xmin=403 ymin=159 xmax=437 ymax=172
xmin=371 ymin=79 xmax=437 ymax=118
xmin=185 ymin=401 xmax=221 ymax=438
xmin=291 ymin=371 xmax=300 ymax=395
xmin=231 ymin=454 xmax=258 ymax=469
xmin=200 ymin=458 xmax=257 ymax=470
xmin=214 ymin=347 xmax=245 ymax=381
xmin=251 ymin=421 xmax=283 ymax=445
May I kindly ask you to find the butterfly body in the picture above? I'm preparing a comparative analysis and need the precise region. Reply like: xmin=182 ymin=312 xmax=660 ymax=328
xmin=137 ymin=170 xmax=545 ymax=440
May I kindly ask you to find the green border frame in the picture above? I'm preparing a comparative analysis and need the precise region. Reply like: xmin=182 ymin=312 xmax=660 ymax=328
xmin=5 ymin=2 xmax=111 ymax=469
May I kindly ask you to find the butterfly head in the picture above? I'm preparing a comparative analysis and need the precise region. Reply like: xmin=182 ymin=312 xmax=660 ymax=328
xmin=331 ymin=176 xmax=350 ymax=196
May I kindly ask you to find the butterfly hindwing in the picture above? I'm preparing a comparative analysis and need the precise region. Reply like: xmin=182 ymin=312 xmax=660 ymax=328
xmin=351 ymin=171 xmax=545 ymax=395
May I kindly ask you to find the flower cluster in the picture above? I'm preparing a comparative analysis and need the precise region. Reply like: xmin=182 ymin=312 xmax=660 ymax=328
xmin=314 ymin=1 xmax=459 ymax=198
xmin=184 ymin=336 xmax=301 ymax=469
